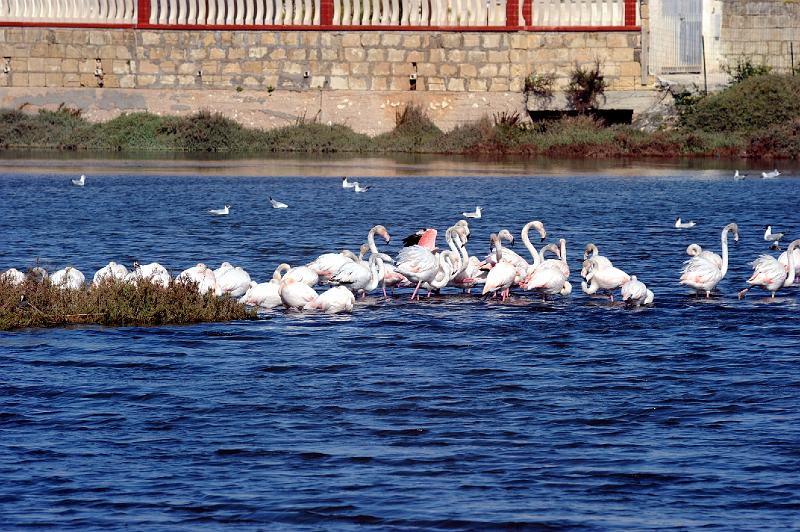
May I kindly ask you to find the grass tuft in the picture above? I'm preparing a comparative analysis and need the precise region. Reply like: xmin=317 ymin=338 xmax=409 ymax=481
xmin=0 ymin=274 xmax=255 ymax=330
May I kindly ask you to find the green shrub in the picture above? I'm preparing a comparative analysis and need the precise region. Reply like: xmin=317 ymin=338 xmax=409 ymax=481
xmin=681 ymin=74 xmax=800 ymax=133
xmin=565 ymin=61 xmax=608 ymax=113
xmin=722 ymin=57 xmax=772 ymax=84
xmin=372 ymin=104 xmax=443 ymax=152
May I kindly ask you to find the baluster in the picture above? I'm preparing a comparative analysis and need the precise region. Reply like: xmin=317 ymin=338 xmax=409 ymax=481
xmin=399 ymin=0 xmax=408 ymax=24
xmin=312 ymin=0 xmax=319 ymax=23
xmin=282 ymin=0 xmax=292 ymax=23
xmin=331 ymin=0 xmax=339 ymax=23
xmin=253 ymin=0 xmax=262 ymax=22
xmin=361 ymin=0 xmax=369 ymax=24
xmin=371 ymin=0 xmax=380 ymax=24
xmin=379 ymin=0 xmax=389 ymax=23
xmin=234 ymin=0 xmax=242 ymax=22
xmin=389 ymin=0 xmax=397 ymax=23
xmin=351 ymin=0 xmax=359 ymax=24
xmin=216 ymin=0 xmax=226 ymax=23
xmin=244 ymin=0 xmax=254 ymax=22
xmin=340 ymin=0 xmax=349 ymax=24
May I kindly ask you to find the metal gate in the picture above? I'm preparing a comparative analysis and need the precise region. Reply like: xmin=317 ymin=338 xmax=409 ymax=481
xmin=649 ymin=0 xmax=702 ymax=74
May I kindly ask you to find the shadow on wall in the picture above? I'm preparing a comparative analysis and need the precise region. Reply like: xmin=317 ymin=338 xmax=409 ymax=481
xmin=528 ymin=109 xmax=634 ymax=125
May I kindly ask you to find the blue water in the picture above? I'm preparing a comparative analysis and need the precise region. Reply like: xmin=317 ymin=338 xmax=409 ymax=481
xmin=2 ymin=159 xmax=800 ymax=529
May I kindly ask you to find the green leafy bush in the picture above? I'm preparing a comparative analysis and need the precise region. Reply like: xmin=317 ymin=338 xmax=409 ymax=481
xmin=565 ymin=61 xmax=608 ymax=113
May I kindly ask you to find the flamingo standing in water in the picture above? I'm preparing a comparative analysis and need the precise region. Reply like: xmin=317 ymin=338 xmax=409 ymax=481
xmin=582 ymin=257 xmax=630 ymax=301
xmin=396 ymin=228 xmax=440 ymax=300
xmin=279 ymin=277 xmax=318 ymax=309
xmin=522 ymin=240 xmax=571 ymax=299
xmin=621 ymin=276 xmax=654 ymax=306
xmin=482 ymin=233 xmax=516 ymax=301
xmin=304 ymin=286 xmax=356 ymax=313
xmin=239 ymin=264 xmax=291 ymax=308
xmin=778 ymin=246 xmax=800 ymax=281
xmin=679 ymin=222 xmax=738 ymax=297
xmin=685 ymin=243 xmax=722 ymax=270
xmin=739 ymin=239 xmax=800 ymax=299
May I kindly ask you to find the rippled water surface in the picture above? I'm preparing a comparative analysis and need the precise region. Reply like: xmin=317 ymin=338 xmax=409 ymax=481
xmin=2 ymin=157 xmax=800 ymax=529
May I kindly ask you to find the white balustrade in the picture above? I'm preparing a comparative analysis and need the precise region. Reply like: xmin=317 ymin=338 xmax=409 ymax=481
xmin=0 ymin=0 xmax=136 ymax=22
xmin=530 ymin=0 xmax=625 ymax=26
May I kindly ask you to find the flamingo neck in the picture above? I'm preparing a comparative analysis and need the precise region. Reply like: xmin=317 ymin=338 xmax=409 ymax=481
xmin=720 ymin=228 xmax=731 ymax=277
xmin=785 ymin=241 xmax=799 ymax=286
xmin=521 ymin=223 xmax=539 ymax=266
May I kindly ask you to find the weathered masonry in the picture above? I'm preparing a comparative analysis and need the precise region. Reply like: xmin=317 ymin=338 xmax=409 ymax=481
xmin=0 ymin=0 xmax=797 ymax=134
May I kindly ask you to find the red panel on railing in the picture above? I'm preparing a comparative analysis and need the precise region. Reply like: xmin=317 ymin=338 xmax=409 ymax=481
xmin=137 ymin=0 xmax=150 ymax=26
xmin=320 ymin=0 xmax=334 ymax=26
xmin=624 ymin=0 xmax=636 ymax=26
xmin=505 ymin=0 xmax=519 ymax=28
xmin=522 ymin=0 xmax=532 ymax=29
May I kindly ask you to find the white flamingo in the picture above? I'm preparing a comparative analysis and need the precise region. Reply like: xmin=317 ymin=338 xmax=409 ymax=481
xmin=621 ymin=276 xmax=654 ymax=306
xmin=50 ymin=266 xmax=85 ymax=290
xmin=523 ymin=240 xmax=571 ymax=298
xmin=177 ymin=263 xmax=222 ymax=296
xmin=93 ymin=261 xmax=129 ymax=285
xmin=739 ymin=239 xmax=800 ymax=299
xmin=1 ymin=268 xmax=26 ymax=285
xmin=583 ymin=243 xmax=613 ymax=271
xmin=125 ymin=262 xmax=171 ymax=288
xmin=396 ymin=228 xmax=440 ymax=300
xmin=482 ymin=233 xmax=516 ymax=301
xmin=279 ymin=277 xmax=318 ymax=310
xmin=217 ymin=266 xmax=252 ymax=298
xmin=239 ymin=264 xmax=291 ymax=308
xmin=307 ymin=249 xmax=361 ymax=282
xmin=679 ymin=222 xmax=738 ymax=297
xmin=685 ymin=243 xmax=722 ymax=270
xmin=582 ymin=258 xmax=631 ymax=301
xmin=305 ymin=285 xmax=356 ymax=313
xmin=778 ymin=246 xmax=800 ymax=281
xmin=329 ymin=254 xmax=386 ymax=296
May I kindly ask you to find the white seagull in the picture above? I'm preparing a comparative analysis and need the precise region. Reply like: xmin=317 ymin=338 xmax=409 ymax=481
xmin=764 ymin=225 xmax=784 ymax=250
xmin=733 ymin=170 xmax=746 ymax=181
xmin=462 ymin=206 xmax=482 ymax=219
xmin=353 ymin=182 xmax=371 ymax=193
xmin=209 ymin=204 xmax=230 ymax=216
xmin=675 ymin=217 xmax=696 ymax=229
xmin=761 ymin=169 xmax=781 ymax=179
xmin=71 ymin=175 xmax=85 ymax=187
xmin=270 ymin=196 xmax=288 ymax=208
xmin=342 ymin=177 xmax=356 ymax=189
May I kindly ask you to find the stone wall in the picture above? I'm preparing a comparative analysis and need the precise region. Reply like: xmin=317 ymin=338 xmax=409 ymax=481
xmin=720 ymin=0 xmax=800 ymax=72
xmin=0 ymin=27 xmax=645 ymax=92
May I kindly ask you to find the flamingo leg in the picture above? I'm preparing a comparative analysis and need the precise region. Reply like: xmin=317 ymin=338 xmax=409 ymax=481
xmin=382 ymin=285 xmax=387 ymax=299
xmin=410 ymin=280 xmax=422 ymax=300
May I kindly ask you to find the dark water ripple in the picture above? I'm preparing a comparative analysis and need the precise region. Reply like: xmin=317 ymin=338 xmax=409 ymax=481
xmin=2 ymin=167 xmax=800 ymax=529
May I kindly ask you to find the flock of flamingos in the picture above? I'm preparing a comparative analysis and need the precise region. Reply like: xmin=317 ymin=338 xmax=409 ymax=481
xmin=2 ymin=210 xmax=799 ymax=314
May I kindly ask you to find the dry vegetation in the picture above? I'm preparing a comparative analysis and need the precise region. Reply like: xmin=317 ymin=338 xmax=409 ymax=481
xmin=0 ymin=274 xmax=255 ymax=330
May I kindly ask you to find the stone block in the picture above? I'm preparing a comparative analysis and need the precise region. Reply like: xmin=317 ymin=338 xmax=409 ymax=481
xmin=270 ymin=48 xmax=287 ymax=60
xmin=289 ymin=48 xmax=308 ymax=60
xmin=478 ymin=64 xmax=498 ymax=77
xmin=468 ymin=78 xmax=487 ymax=91
xmin=112 ymin=59 xmax=131 ymax=74
xmin=320 ymin=34 xmax=340 ymax=47
xmin=387 ymin=49 xmax=406 ymax=62
xmin=619 ymin=61 xmax=640 ymax=77
xmin=138 ymin=60 xmax=159 ymax=74
xmin=169 ymin=49 xmax=186 ymax=61
xmin=45 ymin=72 xmax=63 ymax=86
xmin=488 ymin=50 xmax=510 ymax=62
xmin=382 ymin=34 xmax=402 ymax=47
xmin=261 ymin=33 xmax=277 ymax=45
xmin=201 ymin=61 xmax=221 ymax=75
xmin=10 ymin=73 xmax=28 ymax=86
xmin=467 ymin=50 xmax=487 ymax=62
xmin=403 ymin=35 xmax=422 ymax=48
xmin=407 ymin=50 xmax=425 ymax=63
xmin=44 ymin=57 xmax=62 ymax=72
xmin=188 ymin=48 xmax=208 ymax=60
xmin=607 ymin=33 xmax=629 ymax=48
xmin=344 ymin=48 xmax=365 ymax=61
xmin=321 ymin=48 xmax=339 ymax=60
xmin=429 ymin=48 xmax=445 ymax=62
xmin=417 ymin=63 xmax=436 ymax=76
xmin=88 ymin=32 xmax=108 ymax=46
xmin=210 ymin=47 xmax=226 ymax=60
xmin=441 ymin=34 xmax=462 ymax=48
xmin=389 ymin=76 xmax=408 ymax=90
xmin=28 ymin=57 xmax=45 ymax=72
xmin=482 ymin=34 xmax=502 ymax=49
xmin=373 ymin=62 xmax=391 ymax=76
xmin=510 ymin=34 xmax=527 ymax=49
xmin=367 ymin=49 xmax=386 ymax=61
xmin=80 ymin=73 xmax=97 ymax=87
xmin=462 ymin=34 xmax=481 ymax=47
xmin=242 ymin=61 xmax=264 ymax=74
xmin=28 ymin=72 xmax=45 ymax=86
xmin=392 ymin=62 xmax=414 ymax=75
xmin=460 ymin=64 xmax=478 ymax=77
xmin=119 ymin=75 xmax=135 ymax=88
xmin=223 ymin=63 xmax=242 ymax=74
xmin=302 ymin=33 xmax=319 ymax=47
xmin=361 ymin=34 xmax=380 ymax=46
xmin=447 ymin=78 xmax=465 ymax=91
xmin=331 ymin=62 xmax=349 ymax=75
xmin=490 ymin=78 xmax=509 ymax=91
xmin=350 ymin=77 xmax=369 ymax=90
xmin=440 ymin=64 xmax=458 ymax=76
xmin=447 ymin=50 xmax=466 ymax=62
xmin=178 ymin=75 xmax=197 ymax=86
xmin=228 ymin=48 xmax=245 ymax=60
xmin=342 ymin=34 xmax=362 ymax=47
xmin=141 ymin=32 xmax=161 ymax=46
xmin=329 ymin=76 xmax=349 ymax=89
xmin=63 ymin=73 xmax=81 ymax=87
xmin=371 ymin=77 xmax=389 ymax=90
xmin=352 ymin=62 xmax=371 ymax=75
xmin=426 ymin=77 xmax=446 ymax=91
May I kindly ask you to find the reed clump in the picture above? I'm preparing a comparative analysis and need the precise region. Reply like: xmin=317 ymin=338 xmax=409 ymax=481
xmin=0 ymin=274 xmax=255 ymax=330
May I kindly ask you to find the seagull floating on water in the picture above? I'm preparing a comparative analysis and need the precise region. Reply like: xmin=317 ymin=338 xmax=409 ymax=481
xmin=209 ymin=204 xmax=230 ymax=216
xmin=353 ymin=182 xmax=371 ymax=193
xmin=342 ymin=177 xmax=356 ymax=189
xmin=762 ymin=169 xmax=781 ymax=179
xmin=462 ymin=206 xmax=482 ymax=219
xmin=71 ymin=175 xmax=85 ymax=187
xmin=675 ymin=217 xmax=696 ymax=229
xmin=764 ymin=225 xmax=784 ymax=250
xmin=270 ymin=197 xmax=288 ymax=208
xmin=733 ymin=170 xmax=746 ymax=181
